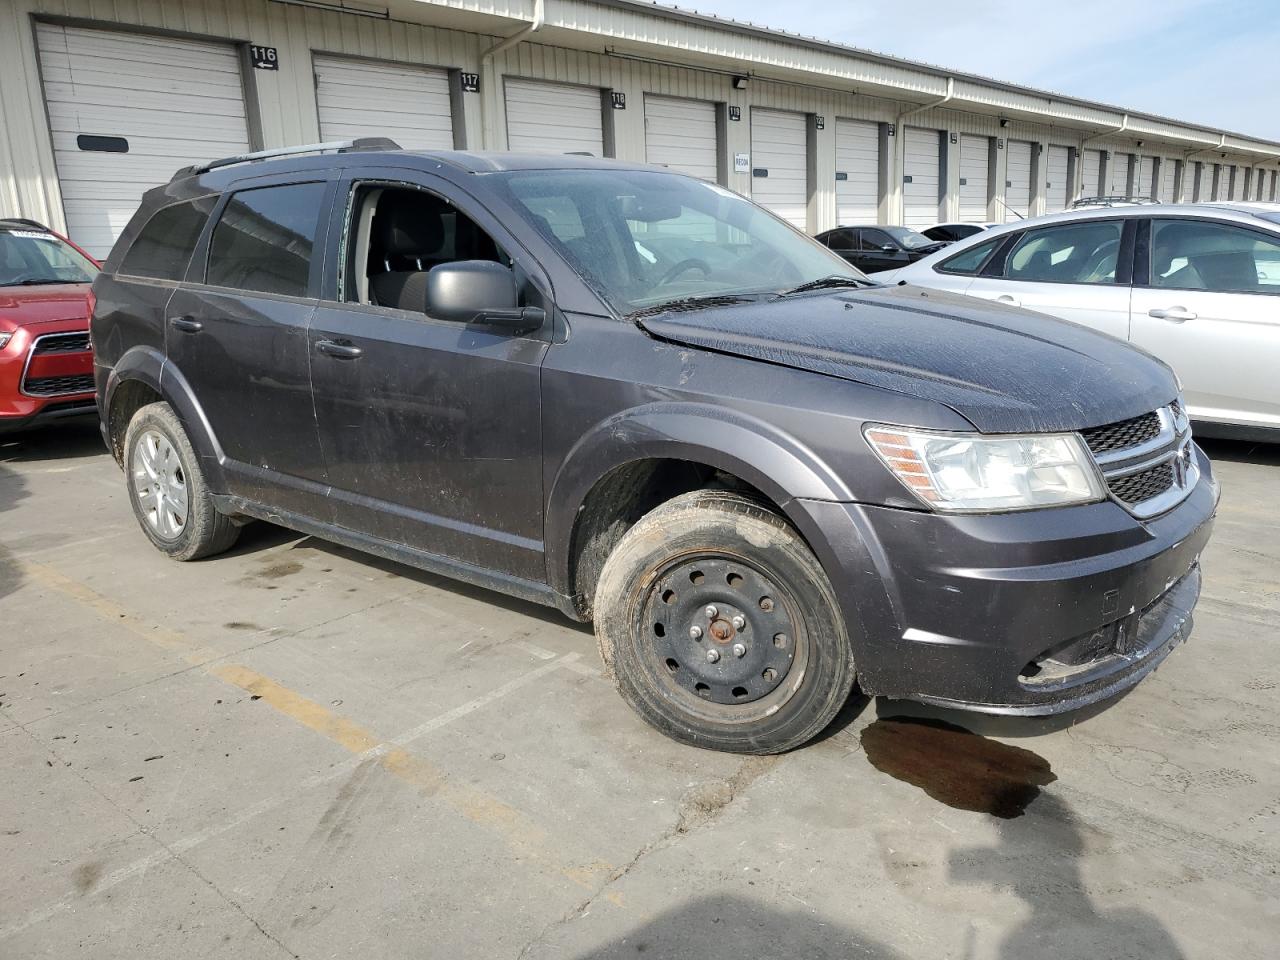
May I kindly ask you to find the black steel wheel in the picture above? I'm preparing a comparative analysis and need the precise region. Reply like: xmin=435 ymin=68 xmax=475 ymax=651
xmin=594 ymin=489 xmax=856 ymax=753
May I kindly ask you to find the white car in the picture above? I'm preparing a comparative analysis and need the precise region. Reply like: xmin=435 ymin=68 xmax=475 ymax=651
xmin=879 ymin=202 xmax=1280 ymax=439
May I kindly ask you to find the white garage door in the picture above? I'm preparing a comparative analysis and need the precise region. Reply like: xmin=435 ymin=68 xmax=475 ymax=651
xmin=1081 ymin=148 xmax=1102 ymax=199
xmin=1109 ymin=153 xmax=1131 ymax=197
xmin=750 ymin=109 xmax=808 ymax=229
xmin=1160 ymin=158 xmax=1178 ymax=202
xmin=1045 ymin=145 xmax=1070 ymax=213
xmin=505 ymin=78 xmax=603 ymax=156
xmin=36 ymin=23 xmax=251 ymax=258
xmin=1005 ymin=140 xmax=1032 ymax=222
xmin=314 ymin=55 xmax=453 ymax=151
xmin=902 ymin=127 xmax=942 ymax=229
xmin=958 ymin=135 xmax=989 ymax=222
xmin=1137 ymin=156 xmax=1155 ymax=198
xmin=835 ymin=119 xmax=879 ymax=224
xmin=644 ymin=96 xmax=717 ymax=181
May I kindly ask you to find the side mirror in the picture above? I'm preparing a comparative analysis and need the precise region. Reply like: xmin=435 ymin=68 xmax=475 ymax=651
xmin=880 ymin=244 xmax=898 ymax=253
xmin=426 ymin=260 xmax=544 ymax=332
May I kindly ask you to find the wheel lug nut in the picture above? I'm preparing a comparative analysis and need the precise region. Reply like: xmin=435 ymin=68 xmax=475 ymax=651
xmin=706 ymin=648 xmax=720 ymax=664
xmin=732 ymin=643 xmax=746 ymax=658
xmin=688 ymin=625 xmax=703 ymax=640
xmin=731 ymin=615 xmax=746 ymax=630
xmin=704 ymin=605 xmax=718 ymax=619
xmin=759 ymin=597 xmax=774 ymax=612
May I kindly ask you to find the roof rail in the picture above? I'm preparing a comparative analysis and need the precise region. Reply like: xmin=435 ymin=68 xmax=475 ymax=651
xmin=172 ymin=137 xmax=402 ymax=181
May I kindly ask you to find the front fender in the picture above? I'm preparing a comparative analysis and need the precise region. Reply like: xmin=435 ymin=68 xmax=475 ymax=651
xmin=544 ymin=402 xmax=855 ymax=598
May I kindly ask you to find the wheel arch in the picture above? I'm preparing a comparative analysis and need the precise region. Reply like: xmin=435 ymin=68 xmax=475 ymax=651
xmin=105 ymin=347 xmax=227 ymax=491
xmin=546 ymin=403 xmax=856 ymax=619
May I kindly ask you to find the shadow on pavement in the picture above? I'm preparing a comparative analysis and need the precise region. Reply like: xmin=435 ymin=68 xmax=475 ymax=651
xmin=566 ymin=893 xmax=907 ymax=960
xmin=951 ymin=792 xmax=1188 ymax=959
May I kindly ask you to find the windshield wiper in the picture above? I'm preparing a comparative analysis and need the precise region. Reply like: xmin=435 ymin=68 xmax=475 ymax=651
xmin=9 ymin=278 xmax=66 ymax=286
xmin=627 ymin=293 xmax=759 ymax=320
xmin=773 ymin=275 xmax=874 ymax=298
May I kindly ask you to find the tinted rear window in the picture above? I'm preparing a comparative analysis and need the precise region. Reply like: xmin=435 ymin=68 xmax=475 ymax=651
xmin=206 ymin=182 xmax=326 ymax=297
xmin=118 ymin=198 xmax=215 ymax=281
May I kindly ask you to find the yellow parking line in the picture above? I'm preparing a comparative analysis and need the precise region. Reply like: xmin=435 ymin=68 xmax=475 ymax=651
xmin=19 ymin=558 xmax=614 ymax=893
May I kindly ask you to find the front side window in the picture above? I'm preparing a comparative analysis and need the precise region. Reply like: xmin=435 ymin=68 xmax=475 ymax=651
xmin=882 ymin=226 xmax=936 ymax=251
xmin=494 ymin=169 xmax=863 ymax=314
xmin=1150 ymin=219 xmax=1280 ymax=293
xmin=0 ymin=229 xmax=98 ymax=286
xmin=936 ymin=236 xmax=1003 ymax=276
xmin=860 ymin=229 xmax=892 ymax=251
xmin=119 ymin=199 xmax=215 ymax=281
xmin=206 ymin=183 xmax=326 ymax=297
xmin=340 ymin=183 xmax=508 ymax=311
xmin=1002 ymin=220 xmax=1123 ymax=284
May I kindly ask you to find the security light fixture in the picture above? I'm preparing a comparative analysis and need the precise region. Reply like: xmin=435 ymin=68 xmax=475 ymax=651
xmin=732 ymin=75 xmax=749 ymax=90
xmin=999 ymin=117 xmax=1009 ymax=128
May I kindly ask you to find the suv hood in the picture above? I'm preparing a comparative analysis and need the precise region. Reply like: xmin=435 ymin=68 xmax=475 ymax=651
xmin=0 ymin=283 xmax=93 ymax=331
xmin=638 ymin=285 xmax=1176 ymax=433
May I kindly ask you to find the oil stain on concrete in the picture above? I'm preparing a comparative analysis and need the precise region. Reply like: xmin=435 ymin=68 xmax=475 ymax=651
xmin=861 ymin=716 xmax=1056 ymax=819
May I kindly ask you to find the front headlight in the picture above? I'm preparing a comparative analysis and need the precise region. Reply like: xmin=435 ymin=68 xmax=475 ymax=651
xmin=0 ymin=332 xmax=12 ymax=350
xmin=865 ymin=425 xmax=1105 ymax=512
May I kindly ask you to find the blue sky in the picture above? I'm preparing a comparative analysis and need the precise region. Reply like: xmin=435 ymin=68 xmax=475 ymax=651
xmin=673 ymin=0 xmax=1279 ymax=141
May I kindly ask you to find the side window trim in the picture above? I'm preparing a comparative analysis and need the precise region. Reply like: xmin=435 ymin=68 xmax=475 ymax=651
xmin=978 ymin=232 xmax=1020 ymax=277
xmin=992 ymin=217 xmax=1126 ymax=286
xmin=1142 ymin=215 xmax=1280 ymax=296
xmin=117 ymin=195 xmax=219 ymax=284
xmin=324 ymin=166 xmax=554 ymax=311
xmin=197 ymin=173 xmax=338 ymax=300
xmin=934 ymin=235 xmax=1003 ymax=276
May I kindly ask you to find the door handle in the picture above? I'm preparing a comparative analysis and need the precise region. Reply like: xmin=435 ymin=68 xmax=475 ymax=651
xmin=1148 ymin=306 xmax=1197 ymax=322
xmin=169 ymin=316 xmax=203 ymax=333
xmin=315 ymin=339 xmax=363 ymax=359
xmin=995 ymin=294 xmax=1021 ymax=307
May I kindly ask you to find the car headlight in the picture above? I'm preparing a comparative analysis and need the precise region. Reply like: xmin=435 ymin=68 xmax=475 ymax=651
xmin=865 ymin=425 xmax=1105 ymax=512
xmin=0 ymin=332 xmax=12 ymax=350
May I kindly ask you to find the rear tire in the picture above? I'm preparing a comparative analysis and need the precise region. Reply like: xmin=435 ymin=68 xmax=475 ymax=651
xmin=123 ymin=402 xmax=239 ymax=561
xmin=594 ymin=490 xmax=855 ymax=754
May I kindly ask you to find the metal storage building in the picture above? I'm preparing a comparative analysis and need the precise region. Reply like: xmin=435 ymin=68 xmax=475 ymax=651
xmin=3 ymin=0 xmax=1279 ymax=257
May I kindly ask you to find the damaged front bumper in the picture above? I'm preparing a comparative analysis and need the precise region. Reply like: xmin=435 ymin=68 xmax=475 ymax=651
xmin=795 ymin=445 xmax=1219 ymax=716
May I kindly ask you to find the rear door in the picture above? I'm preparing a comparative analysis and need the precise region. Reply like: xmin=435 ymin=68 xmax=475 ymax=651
xmin=165 ymin=175 xmax=335 ymax=514
xmin=962 ymin=217 xmax=1132 ymax=340
xmin=308 ymin=167 xmax=550 ymax=581
xmin=1130 ymin=217 xmax=1280 ymax=430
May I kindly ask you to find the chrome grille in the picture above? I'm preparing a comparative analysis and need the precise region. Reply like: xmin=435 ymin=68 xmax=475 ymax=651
xmin=23 ymin=374 xmax=95 ymax=396
xmin=1081 ymin=411 xmax=1161 ymax=456
xmin=1082 ymin=402 xmax=1196 ymax=519
xmin=31 ymin=332 xmax=91 ymax=354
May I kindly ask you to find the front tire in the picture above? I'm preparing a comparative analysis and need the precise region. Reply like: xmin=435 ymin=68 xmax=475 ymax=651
xmin=594 ymin=490 xmax=856 ymax=754
xmin=123 ymin=402 xmax=239 ymax=561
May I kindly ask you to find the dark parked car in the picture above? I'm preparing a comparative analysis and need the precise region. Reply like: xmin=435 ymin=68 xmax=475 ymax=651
xmin=92 ymin=142 xmax=1217 ymax=754
xmin=814 ymin=225 xmax=948 ymax=273
xmin=921 ymin=222 xmax=996 ymax=243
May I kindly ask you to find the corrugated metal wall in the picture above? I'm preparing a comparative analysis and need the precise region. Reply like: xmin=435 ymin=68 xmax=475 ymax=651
xmin=2 ymin=0 xmax=1274 ymax=238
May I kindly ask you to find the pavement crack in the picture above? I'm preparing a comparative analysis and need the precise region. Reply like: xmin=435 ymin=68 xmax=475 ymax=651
xmin=515 ymin=755 xmax=779 ymax=960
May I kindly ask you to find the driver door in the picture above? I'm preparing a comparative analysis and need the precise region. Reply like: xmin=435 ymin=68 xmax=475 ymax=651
xmin=308 ymin=168 xmax=552 ymax=581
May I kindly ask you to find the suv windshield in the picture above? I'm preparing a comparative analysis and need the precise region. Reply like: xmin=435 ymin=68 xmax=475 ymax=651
xmin=883 ymin=226 xmax=936 ymax=250
xmin=494 ymin=169 xmax=864 ymax=313
xmin=0 ymin=229 xmax=98 ymax=286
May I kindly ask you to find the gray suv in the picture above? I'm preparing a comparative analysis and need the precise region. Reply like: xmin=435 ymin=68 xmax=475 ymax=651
xmin=90 ymin=141 xmax=1218 ymax=753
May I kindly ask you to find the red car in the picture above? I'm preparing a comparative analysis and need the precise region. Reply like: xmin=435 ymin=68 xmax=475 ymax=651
xmin=0 ymin=219 xmax=99 ymax=434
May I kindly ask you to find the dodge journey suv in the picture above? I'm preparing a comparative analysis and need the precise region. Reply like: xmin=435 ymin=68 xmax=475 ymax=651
xmin=91 ymin=140 xmax=1218 ymax=754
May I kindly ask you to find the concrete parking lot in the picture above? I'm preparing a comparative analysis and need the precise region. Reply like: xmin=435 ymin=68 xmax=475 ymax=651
xmin=1 ymin=421 xmax=1277 ymax=960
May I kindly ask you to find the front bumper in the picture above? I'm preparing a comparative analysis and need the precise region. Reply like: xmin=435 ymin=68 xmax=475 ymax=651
xmin=794 ymin=443 xmax=1219 ymax=715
